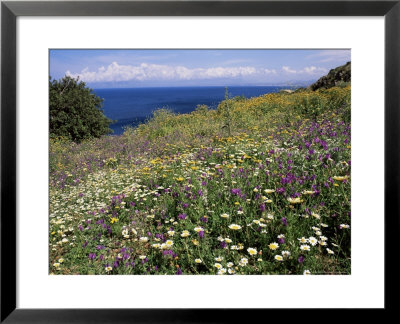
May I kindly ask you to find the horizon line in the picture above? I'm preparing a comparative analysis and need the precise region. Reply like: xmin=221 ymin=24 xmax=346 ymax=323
xmin=91 ymin=84 xmax=310 ymax=90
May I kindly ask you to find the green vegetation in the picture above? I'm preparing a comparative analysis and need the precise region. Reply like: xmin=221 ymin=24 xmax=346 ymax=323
xmin=309 ymin=61 xmax=351 ymax=91
xmin=50 ymin=85 xmax=351 ymax=275
xmin=49 ymin=76 xmax=113 ymax=142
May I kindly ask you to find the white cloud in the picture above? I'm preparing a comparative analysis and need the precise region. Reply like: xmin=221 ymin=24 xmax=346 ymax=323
xmin=302 ymin=66 xmax=327 ymax=74
xmin=282 ymin=66 xmax=297 ymax=74
xmin=282 ymin=65 xmax=327 ymax=75
xmin=66 ymin=62 xmax=272 ymax=83
xmin=65 ymin=62 xmax=327 ymax=84
xmin=265 ymin=68 xmax=277 ymax=74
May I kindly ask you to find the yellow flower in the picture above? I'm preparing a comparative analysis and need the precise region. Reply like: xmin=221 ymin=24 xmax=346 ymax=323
xmin=332 ymin=176 xmax=349 ymax=181
xmin=268 ymin=242 xmax=279 ymax=250
xmin=287 ymin=197 xmax=303 ymax=204
xmin=110 ymin=217 xmax=119 ymax=224
xmin=247 ymin=248 xmax=257 ymax=256
xmin=228 ymin=224 xmax=242 ymax=230
xmin=181 ymin=230 xmax=190 ymax=237
xmin=264 ymin=189 xmax=275 ymax=194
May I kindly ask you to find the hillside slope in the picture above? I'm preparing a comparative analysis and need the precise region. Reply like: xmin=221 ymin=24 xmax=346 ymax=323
xmin=309 ymin=62 xmax=351 ymax=91
xmin=49 ymin=85 xmax=351 ymax=275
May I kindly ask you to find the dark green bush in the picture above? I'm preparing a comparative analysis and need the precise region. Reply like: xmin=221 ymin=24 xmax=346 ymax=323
xmin=49 ymin=76 xmax=113 ymax=142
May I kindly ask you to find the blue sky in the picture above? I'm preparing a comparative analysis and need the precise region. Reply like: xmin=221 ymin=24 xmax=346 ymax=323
xmin=50 ymin=49 xmax=350 ymax=88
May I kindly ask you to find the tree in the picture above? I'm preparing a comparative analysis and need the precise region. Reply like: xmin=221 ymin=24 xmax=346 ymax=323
xmin=49 ymin=76 xmax=113 ymax=142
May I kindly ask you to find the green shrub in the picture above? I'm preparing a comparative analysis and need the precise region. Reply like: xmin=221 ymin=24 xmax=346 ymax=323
xmin=49 ymin=76 xmax=113 ymax=142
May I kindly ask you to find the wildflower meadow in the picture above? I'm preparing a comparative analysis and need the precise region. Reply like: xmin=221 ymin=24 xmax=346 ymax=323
xmin=49 ymin=86 xmax=351 ymax=275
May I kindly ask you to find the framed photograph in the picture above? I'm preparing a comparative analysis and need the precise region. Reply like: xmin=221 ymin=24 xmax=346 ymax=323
xmin=1 ymin=0 xmax=398 ymax=322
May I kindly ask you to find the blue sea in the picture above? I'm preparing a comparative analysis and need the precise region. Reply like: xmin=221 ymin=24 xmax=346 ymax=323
xmin=94 ymin=86 xmax=286 ymax=135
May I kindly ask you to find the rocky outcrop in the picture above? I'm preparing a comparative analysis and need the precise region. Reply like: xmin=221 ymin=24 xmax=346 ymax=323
xmin=309 ymin=61 xmax=351 ymax=91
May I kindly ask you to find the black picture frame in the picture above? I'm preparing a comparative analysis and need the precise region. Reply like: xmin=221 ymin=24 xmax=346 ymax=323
xmin=1 ymin=0 xmax=398 ymax=322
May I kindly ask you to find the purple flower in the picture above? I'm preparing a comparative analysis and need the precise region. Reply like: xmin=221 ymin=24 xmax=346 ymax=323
xmin=276 ymin=187 xmax=285 ymax=194
xmin=278 ymin=237 xmax=285 ymax=244
xmin=298 ymin=255 xmax=305 ymax=263
xmin=178 ymin=213 xmax=187 ymax=220
xmin=231 ymin=188 xmax=241 ymax=195
xmin=176 ymin=268 xmax=182 ymax=275
xmin=220 ymin=241 xmax=227 ymax=249
xmin=88 ymin=253 xmax=96 ymax=260
xmin=281 ymin=217 xmax=288 ymax=226
xmin=199 ymin=231 xmax=205 ymax=239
